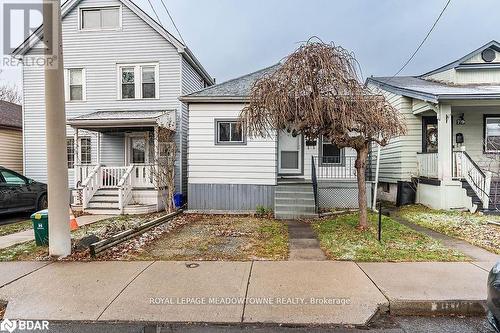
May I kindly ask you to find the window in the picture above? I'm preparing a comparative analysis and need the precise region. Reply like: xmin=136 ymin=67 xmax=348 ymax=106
xmin=215 ymin=120 xmax=245 ymax=145
xmin=321 ymin=136 xmax=342 ymax=164
xmin=81 ymin=7 xmax=120 ymax=30
xmin=121 ymin=67 xmax=135 ymax=99
xmin=118 ymin=64 xmax=159 ymax=99
xmin=67 ymin=138 xmax=75 ymax=169
xmin=66 ymin=69 xmax=84 ymax=101
xmin=485 ymin=116 xmax=500 ymax=152
xmin=80 ymin=138 xmax=92 ymax=164
xmin=141 ymin=66 xmax=156 ymax=99
xmin=0 ymin=170 xmax=26 ymax=185
xmin=67 ymin=137 xmax=92 ymax=169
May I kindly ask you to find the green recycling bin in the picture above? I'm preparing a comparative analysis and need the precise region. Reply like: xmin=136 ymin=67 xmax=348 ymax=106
xmin=31 ymin=209 xmax=49 ymax=246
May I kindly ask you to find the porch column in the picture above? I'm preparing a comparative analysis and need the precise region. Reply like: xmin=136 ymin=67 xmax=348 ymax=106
xmin=437 ymin=104 xmax=453 ymax=181
xmin=73 ymin=128 xmax=79 ymax=188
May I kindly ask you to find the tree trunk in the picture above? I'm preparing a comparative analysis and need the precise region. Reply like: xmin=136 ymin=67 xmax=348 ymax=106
xmin=355 ymin=144 xmax=369 ymax=229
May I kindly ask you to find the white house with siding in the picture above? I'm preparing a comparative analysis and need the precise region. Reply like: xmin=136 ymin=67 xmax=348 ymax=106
xmin=0 ymin=101 xmax=23 ymax=174
xmin=182 ymin=65 xmax=371 ymax=219
xmin=13 ymin=0 xmax=213 ymax=214
xmin=367 ymin=40 xmax=500 ymax=213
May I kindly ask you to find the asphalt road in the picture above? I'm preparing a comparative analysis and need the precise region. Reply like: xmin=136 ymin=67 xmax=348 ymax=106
xmin=0 ymin=212 xmax=31 ymax=226
xmin=35 ymin=316 xmax=497 ymax=333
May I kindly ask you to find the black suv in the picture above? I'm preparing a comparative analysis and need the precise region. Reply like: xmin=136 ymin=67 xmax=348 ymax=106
xmin=0 ymin=166 xmax=47 ymax=215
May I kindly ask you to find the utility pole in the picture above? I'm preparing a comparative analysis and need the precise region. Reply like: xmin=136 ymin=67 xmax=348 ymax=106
xmin=43 ymin=0 xmax=71 ymax=257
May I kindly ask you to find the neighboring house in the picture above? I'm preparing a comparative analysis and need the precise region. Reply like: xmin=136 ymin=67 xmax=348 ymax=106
xmin=0 ymin=101 xmax=23 ymax=174
xmin=367 ymin=40 xmax=500 ymax=213
xmin=181 ymin=65 xmax=372 ymax=219
xmin=13 ymin=0 xmax=213 ymax=215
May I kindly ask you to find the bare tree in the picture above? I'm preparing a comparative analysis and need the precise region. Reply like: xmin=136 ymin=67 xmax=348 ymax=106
xmin=0 ymin=70 xmax=22 ymax=104
xmin=240 ymin=40 xmax=406 ymax=229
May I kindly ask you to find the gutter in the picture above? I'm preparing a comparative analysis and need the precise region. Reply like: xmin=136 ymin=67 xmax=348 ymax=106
xmin=179 ymin=96 xmax=249 ymax=103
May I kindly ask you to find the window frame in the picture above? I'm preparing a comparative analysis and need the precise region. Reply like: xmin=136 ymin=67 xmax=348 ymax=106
xmin=319 ymin=136 xmax=344 ymax=165
xmin=484 ymin=115 xmax=500 ymax=153
xmin=214 ymin=119 xmax=246 ymax=146
xmin=64 ymin=68 xmax=86 ymax=102
xmin=117 ymin=63 xmax=160 ymax=100
xmin=79 ymin=5 xmax=122 ymax=31
xmin=67 ymin=137 xmax=92 ymax=169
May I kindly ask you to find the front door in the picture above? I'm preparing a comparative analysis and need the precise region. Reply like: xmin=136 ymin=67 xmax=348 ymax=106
xmin=128 ymin=135 xmax=149 ymax=165
xmin=422 ymin=116 xmax=438 ymax=153
xmin=278 ymin=130 xmax=303 ymax=175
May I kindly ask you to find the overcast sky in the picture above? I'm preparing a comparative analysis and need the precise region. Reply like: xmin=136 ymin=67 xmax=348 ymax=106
xmin=1 ymin=0 xmax=499 ymax=88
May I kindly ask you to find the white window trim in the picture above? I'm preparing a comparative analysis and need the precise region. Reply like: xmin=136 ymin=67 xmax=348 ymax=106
xmin=214 ymin=119 xmax=246 ymax=145
xmin=78 ymin=5 xmax=122 ymax=31
xmin=485 ymin=116 xmax=500 ymax=153
xmin=67 ymin=136 xmax=92 ymax=169
xmin=125 ymin=132 xmax=150 ymax=165
xmin=64 ymin=68 xmax=86 ymax=102
xmin=116 ymin=63 xmax=160 ymax=100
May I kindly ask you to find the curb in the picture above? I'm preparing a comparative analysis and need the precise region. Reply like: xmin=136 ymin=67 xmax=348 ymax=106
xmin=388 ymin=300 xmax=486 ymax=316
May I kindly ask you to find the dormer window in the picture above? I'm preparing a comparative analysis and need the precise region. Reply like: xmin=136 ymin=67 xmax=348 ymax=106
xmin=81 ymin=7 xmax=120 ymax=30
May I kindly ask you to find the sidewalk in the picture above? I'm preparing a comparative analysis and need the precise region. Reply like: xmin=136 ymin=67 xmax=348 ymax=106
xmin=0 ymin=260 xmax=494 ymax=326
xmin=0 ymin=215 xmax=111 ymax=250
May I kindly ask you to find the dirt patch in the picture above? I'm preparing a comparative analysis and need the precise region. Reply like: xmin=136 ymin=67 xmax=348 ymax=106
xmin=123 ymin=214 xmax=288 ymax=261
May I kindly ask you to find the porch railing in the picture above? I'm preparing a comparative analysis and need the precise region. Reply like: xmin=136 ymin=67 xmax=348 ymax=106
xmin=82 ymin=164 xmax=101 ymax=209
xmin=118 ymin=165 xmax=135 ymax=214
xmin=132 ymin=164 xmax=155 ymax=188
xmin=312 ymin=156 xmax=356 ymax=179
xmin=311 ymin=156 xmax=319 ymax=213
xmin=416 ymin=152 xmax=438 ymax=178
xmin=101 ymin=166 xmax=129 ymax=188
xmin=75 ymin=164 xmax=97 ymax=188
xmin=453 ymin=151 xmax=492 ymax=209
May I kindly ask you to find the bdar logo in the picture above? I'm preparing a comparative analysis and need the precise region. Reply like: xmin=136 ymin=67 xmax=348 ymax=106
xmin=0 ymin=319 xmax=16 ymax=333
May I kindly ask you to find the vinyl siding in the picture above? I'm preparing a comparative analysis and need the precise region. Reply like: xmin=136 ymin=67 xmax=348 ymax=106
xmin=22 ymin=0 xmax=184 ymax=190
xmin=100 ymin=133 xmax=125 ymax=166
xmin=188 ymin=103 xmax=277 ymax=185
xmin=0 ymin=128 xmax=23 ymax=174
xmin=425 ymin=68 xmax=500 ymax=84
xmin=180 ymin=58 xmax=206 ymax=195
xmin=368 ymin=84 xmax=422 ymax=183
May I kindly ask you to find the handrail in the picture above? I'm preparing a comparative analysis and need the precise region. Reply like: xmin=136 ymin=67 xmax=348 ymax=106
xmin=118 ymin=165 xmax=135 ymax=187
xmin=462 ymin=151 xmax=486 ymax=178
xmin=311 ymin=155 xmax=319 ymax=213
xmin=454 ymin=151 xmax=491 ymax=209
xmin=82 ymin=164 xmax=101 ymax=187
xmin=117 ymin=165 xmax=135 ymax=214
xmin=312 ymin=155 xmax=357 ymax=179
xmin=81 ymin=164 xmax=101 ymax=209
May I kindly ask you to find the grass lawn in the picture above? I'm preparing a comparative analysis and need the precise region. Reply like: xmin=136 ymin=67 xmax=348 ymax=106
xmin=125 ymin=215 xmax=288 ymax=261
xmin=398 ymin=205 xmax=500 ymax=255
xmin=312 ymin=212 xmax=468 ymax=262
xmin=0 ymin=220 xmax=33 ymax=237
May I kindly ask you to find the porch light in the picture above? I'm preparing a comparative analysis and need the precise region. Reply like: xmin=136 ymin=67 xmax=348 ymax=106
xmin=456 ymin=113 xmax=465 ymax=125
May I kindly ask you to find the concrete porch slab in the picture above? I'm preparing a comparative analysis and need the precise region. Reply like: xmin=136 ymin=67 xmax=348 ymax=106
xmin=0 ymin=262 xmax=49 ymax=288
xmin=358 ymin=262 xmax=489 ymax=315
xmin=99 ymin=261 xmax=252 ymax=323
xmin=0 ymin=261 xmax=152 ymax=321
xmin=243 ymin=261 xmax=388 ymax=325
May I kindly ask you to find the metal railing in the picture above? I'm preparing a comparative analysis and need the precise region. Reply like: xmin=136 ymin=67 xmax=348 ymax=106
xmin=453 ymin=150 xmax=492 ymax=209
xmin=416 ymin=152 xmax=438 ymax=178
xmin=312 ymin=156 xmax=356 ymax=179
xmin=311 ymin=156 xmax=319 ymax=213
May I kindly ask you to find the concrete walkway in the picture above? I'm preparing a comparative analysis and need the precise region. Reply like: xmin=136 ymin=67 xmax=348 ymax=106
xmin=388 ymin=212 xmax=500 ymax=262
xmin=0 ymin=215 xmax=111 ymax=250
xmin=284 ymin=220 xmax=326 ymax=261
xmin=0 ymin=260 xmax=493 ymax=326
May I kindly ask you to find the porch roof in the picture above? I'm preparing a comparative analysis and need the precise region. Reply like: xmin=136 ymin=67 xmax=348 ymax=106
xmin=367 ymin=76 xmax=500 ymax=103
xmin=67 ymin=110 xmax=176 ymax=131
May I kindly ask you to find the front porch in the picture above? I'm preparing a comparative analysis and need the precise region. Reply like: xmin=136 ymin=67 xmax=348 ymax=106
xmin=68 ymin=110 xmax=176 ymax=215
xmin=415 ymin=103 xmax=500 ymax=212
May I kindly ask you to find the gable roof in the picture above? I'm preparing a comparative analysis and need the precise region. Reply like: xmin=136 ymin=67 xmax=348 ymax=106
xmin=421 ymin=40 xmax=500 ymax=77
xmin=367 ymin=40 xmax=500 ymax=103
xmin=12 ymin=0 xmax=213 ymax=85
xmin=0 ymin=101 xmax=22 ymax=130
xmin=181 ymin=63 xmax=281 ymax=102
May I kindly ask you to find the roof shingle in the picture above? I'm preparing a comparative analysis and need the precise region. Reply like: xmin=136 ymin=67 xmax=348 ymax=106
xmin=0 ymin=101 xmax=22 ymax=129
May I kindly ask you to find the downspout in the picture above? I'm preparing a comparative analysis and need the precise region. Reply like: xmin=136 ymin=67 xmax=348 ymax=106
xmin=372 ymin=144 xmax=382 ymax=211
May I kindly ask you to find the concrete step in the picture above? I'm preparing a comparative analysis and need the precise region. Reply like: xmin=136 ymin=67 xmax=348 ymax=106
xmin=275 ymin=204 xmax=315 ymax=213
xmin=275 ymin=198 xmax=315 ymax=205
xmin=95 ymin=189 xmax=119 ymax=196
xmin=275 ymin=191 xmax=314 ymax=199
xmin=87 ymin=201 xmax=119 ymax=209
xmin=275 ymin=212 xmax=317 ymax=220
xmin=276 ymin=185 xmax=313 ymax=192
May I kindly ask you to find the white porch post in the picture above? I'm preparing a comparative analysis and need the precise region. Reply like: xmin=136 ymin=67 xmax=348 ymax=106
xmin=437 ymin=104 xmax=453 ymax=181
xmin=154 ymin=126 xmax=159 ymax=189
xmin=73 ymin=128 xmax=79 ymax=188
